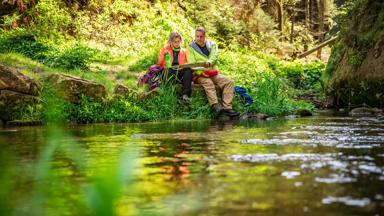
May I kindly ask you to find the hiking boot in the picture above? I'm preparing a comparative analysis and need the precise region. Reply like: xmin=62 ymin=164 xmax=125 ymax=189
xmin=213 ymin=103 xmax=224 ymax=114
xmin=182 ymin=94 xmax=191 ymax=102
xmin=223 ymin=109 xmax=240 ymax=117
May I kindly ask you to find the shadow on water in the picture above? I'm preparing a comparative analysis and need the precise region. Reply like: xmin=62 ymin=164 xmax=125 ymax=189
xmin=1 ymin=114 xmax=384 ymax=215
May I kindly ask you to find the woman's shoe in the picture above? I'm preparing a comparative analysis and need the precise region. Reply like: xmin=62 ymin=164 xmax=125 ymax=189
xmin=182 ymin=94 xmax=191 ymax=102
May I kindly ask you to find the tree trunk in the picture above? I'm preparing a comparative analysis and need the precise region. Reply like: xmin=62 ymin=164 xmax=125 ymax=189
xmin=317 ymin=0 xmax=324 ymax=59
xmin=290 ymin=8 xmax=295 ymax=43
xmin=262 ymin=0 xmax=279 ymax=22
xmin=277 ymin=0 xmax=284 ymax=32
xmin=304 ymin=0 xmax=310 ymax=29
xmin=309 ymin=0 xmax=313 ymax=31
xmin=297 ymin=35 xmax=337 ymax=58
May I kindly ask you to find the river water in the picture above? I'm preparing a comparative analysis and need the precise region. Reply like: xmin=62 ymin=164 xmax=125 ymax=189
xmin=0 ymin=111 xmax=383 ymax=215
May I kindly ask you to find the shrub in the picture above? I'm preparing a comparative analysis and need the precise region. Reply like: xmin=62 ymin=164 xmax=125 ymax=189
xmin=46 ymin=44 xmax=97 ymax=70
xmin=0 ymin=30 xmax=49 ymax=60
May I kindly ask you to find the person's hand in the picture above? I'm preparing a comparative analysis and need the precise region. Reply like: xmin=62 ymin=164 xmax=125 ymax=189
xmin=203 ymin=62 xmax=211 ymax=68
xmin=201 ymin=72 xmax=210 ymax=77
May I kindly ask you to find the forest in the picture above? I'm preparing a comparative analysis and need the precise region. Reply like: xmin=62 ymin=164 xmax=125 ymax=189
xmin=0 ymin=0 xmax=350 ymax=124
xmin=1 ymin=1 xmax=384 ymax=216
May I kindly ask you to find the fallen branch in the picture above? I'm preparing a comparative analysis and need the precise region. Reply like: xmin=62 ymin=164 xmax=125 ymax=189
xmin=297 ymin=35 xmax=339 ymax=58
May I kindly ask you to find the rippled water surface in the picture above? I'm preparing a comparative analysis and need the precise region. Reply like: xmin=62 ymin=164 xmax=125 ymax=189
xmin=1 ymin=113 xmax=384 ymax=215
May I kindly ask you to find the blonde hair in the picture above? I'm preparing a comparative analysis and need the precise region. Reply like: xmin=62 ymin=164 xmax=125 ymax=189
xmin=167 ymin=32 xmax=183 ymax=44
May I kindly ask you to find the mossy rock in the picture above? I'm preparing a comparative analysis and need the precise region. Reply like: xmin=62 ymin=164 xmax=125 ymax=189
xmin=330 ymin=80 xmax=384 ymax=108
xmin=44 ymin=73 xmax=106 ymax=103
xmin=295 ymin=108 xmax=313 ymax=117
xmin=5 ymin=120 xmax=43 ymax=127
xmin=349 ymin=107 xmax=382 ymax=117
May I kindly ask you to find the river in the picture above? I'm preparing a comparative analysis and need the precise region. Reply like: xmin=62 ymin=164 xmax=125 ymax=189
xmin=0 ymin=111 xmax=383 ymax=215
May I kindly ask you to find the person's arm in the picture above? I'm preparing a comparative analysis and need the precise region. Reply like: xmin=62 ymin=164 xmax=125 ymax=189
xmin=186 ymin=46 xmax=197 ymax=63
xmin=207 ymin=42 xmax=218 ymax=66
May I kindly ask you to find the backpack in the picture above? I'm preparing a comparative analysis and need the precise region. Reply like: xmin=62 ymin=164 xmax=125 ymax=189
xmin=138 ymin=65 xmax=164 ymax=90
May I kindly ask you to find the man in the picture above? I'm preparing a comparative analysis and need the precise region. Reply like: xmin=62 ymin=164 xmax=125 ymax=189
xmin=187 ymin=27 xmax=239 ymax=117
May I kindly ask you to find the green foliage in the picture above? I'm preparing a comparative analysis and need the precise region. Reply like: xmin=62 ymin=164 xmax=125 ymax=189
xmin=137 ymin=86 xmax=180 ymax=121
xmin=180 ymin=0 xmax=282 ymax=51
xmin=182 ymin=92 xmax=215 ymax=119
xmin=0 ymin=0 xmax=325 ymax=122
xmin=0 ymin=30 xmax=97 ymax=70
xmin=219 ymin=49 xmax=318 ymax=115
xmin=34 ymin=0 xmax=71 ymax=37
xmin=0 ymin=30 xmax=49 ymax=60
xmin=86 ymin=150 xmax=137 ymax=216
xmin=24 ymin=84 xmax=216 ymax=124
xmin=45 ymin=43 xmax=96 ymax=70
xmin=347 ymin=48 xmax=365 ymax=66
xmin=324 ymin=41 xmax=342 ymax=77
xmin=57 ymin=84 xmax=212 ymax=123
xmin=70 ymin=96 xmax=147 ymax=123
xmin=0 ymin=124 xmax=138 ymax=215
xmin=333 ymin=0 xmax=383 ymax=67
xmin=39 ymin=87 xmax=73 ymax=124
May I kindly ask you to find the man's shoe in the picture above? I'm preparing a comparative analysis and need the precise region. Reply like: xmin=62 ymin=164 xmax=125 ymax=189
xmin=223 ymin=109 xmax=240 ymax=117
xmin=213 ymin=103 xmax=224 ymax=114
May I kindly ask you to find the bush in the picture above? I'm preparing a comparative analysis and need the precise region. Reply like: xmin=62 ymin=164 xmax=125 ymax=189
xmin=45 ymin=43 xmax=97 ymax=70
xmin=0 ymin=30 xmax=49 ymax=60
xmin=0 ymin=30 xmax=97 ymax=70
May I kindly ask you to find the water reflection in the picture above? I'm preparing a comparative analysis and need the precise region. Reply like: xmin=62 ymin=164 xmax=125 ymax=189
xmin=1 ymin=116 xmax=384 ymax=215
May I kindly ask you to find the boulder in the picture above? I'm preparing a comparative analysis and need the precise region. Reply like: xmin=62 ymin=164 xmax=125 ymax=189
xmin=349 ymin=107 xmax=382 ymax=117
xmin=240 ymin=113 xmax=269 ymax=120
xmin=325 ymin=1 xmax=384 ymax=108
xmin=113 ymin=84 xmax=137 ymax=98
xmin=45 ymin=74 xmax=106 ymax=103
xmin=295 ymin=108 xmax=313 ymax=117
xmin=0 ymin=90 xmax=38 ymax=122
xmin=5 ymin=120 xmax=43 ymax=127
xmin=0 ymin=65 xmax=40 ymax=123
xmin=0 ymin=64 xmax=39 ymax=95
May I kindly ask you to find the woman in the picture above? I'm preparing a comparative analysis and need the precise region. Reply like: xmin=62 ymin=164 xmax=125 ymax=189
xmin=158 ymin=32 xmax=193 ymax=101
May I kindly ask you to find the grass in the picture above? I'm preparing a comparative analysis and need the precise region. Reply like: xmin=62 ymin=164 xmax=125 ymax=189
xmin=2 ymin=48 xmax=321 ymax=123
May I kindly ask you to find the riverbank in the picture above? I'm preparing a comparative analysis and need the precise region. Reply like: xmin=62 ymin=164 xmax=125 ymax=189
xmin=0 ymin=49 xmax=324 ymax=126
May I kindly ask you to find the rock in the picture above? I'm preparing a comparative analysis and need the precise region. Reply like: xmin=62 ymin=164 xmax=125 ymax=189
xmin=0 ymin=90 xmax=38 ymax=122
xmin=295 ymin=108 xmax=313 ymax=116
xmin=349 ymin=107 xmax=382 ymax=117
xmin=286 ymin=115 xmax=299 ymax=119
xmin=113 ymin=84 xmax=137 ymax=98
xmin=239 ymin=113 xmax=269 ymax=120
xmin=326 ymin=3 xmax=384 ymax=108
xmin=378 ymin=116 xmax=384 ymax=122
xmin=44 ymin=74 xmax=106 ymax=103
xmin=5 ymin=120 xmax=43 ymax=127
xmin=0 ymin=65 xmax=40 ymax=123
xmin=0 ymin=64 xmax=39 ymax=95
